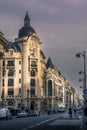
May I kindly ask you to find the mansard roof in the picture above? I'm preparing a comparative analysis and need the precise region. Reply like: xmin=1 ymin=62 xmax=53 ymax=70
xmin=4 ymin=42 xmax=21 ymax=52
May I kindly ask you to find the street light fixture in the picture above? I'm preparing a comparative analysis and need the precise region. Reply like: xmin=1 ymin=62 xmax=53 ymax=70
xmin=79 ymin=79 xmax=83 ymax=82
xmin=76 ymin=51 xmax=86 ymax=90
xmin=78 ymin=71 xmax=83 ymax=74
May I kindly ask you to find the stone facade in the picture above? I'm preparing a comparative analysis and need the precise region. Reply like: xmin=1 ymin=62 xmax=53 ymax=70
xmin=0 ymin=12 xmax=80 ymax=111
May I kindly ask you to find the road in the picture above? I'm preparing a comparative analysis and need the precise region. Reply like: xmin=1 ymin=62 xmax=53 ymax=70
xmin=0 ymin=112 xmax=87 ymax=130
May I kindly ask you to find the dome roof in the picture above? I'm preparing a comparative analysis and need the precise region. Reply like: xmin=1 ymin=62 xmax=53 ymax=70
xmin=18 ymin=12 xmax=36 ymax=38
xmin=4 ymin=42 xmax=21 ymax=52
xmin=18 ymin=26 xmax=35 ymax=38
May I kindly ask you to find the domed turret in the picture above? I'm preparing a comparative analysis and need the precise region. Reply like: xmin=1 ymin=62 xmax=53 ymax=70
xmin=18 ymin=12 xmax=36 ymax=38
xmin=46 ymin=57 xmax=54 ymax=69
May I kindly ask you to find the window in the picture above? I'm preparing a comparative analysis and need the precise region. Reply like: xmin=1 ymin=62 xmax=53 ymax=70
xmin=19 ymin=88 xmax=21 ymax=94
xmin=8 ymin=79 xmax=14 ymax=86
xmin=8 ymin=70 xmax=14 ymax=76
xmin=8 ymin=89 xmax=14 ymax=95
xmin=9 ymin=51 xmax=13 ymax=56
xmin=8 ymin=101 xmax=14 ymax=106
xmin=3 ymin=61 xmax=5 ymax=66
xmin=7 ymin=61 xmax=14 ymax=66
xmin=19 ymin=61 xmax=21 ymax=65
xmin=2 ymin=79 xmax=4 ymax=86
xmin=30 ymin=79 xmax=35 ymax=86
xmin=2 ymin=69 xmax=5 ymax=76
xmin=31 ymin=61 xmax=37 ymax=67
xmin=19 ymin=79 xmax=21 ymax=83
xmin=1 ymin=89 xmax=4 ymax=98
xmin=30 ymin=88 xmax=35 ymax=96
xmin=19 ymin=70 xmax=21 ymax=73
xmin=48 ymin=80 xmax=52 ymax=96
xmin=31 ymin=70 xmax=35 ymax=76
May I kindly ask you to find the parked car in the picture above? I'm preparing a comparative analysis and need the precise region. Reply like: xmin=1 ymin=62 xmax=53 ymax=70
xmin=0 ymin=108 xmax=12 ymax=120
xmin=58 ymin=105 xmax=66 ymax=112
xmin=28 ymin=110 xmax=40 ymax=116
xmin=16 ymin=110 xmax=28 ymax=118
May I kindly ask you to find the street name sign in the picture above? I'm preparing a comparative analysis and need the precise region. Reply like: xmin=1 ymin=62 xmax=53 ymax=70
xmin=83 ymin=90 xmax=87 ymax=94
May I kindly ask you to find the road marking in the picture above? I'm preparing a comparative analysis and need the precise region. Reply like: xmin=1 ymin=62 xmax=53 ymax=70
xmin=49 ymin=119 xmax=81 ymax=126
xmin=28 ymin=116 xmax=58 ymax=129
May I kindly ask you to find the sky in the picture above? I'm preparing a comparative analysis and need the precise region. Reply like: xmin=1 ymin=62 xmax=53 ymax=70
xmin=1 ymin=0 xmax=87 ymax=98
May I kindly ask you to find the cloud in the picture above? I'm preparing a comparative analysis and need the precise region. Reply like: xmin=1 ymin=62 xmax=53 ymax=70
xmin=0 ymin=0 xmax=87 ymax=97
xmin=64 ymin=0 xmax=87 ymax=5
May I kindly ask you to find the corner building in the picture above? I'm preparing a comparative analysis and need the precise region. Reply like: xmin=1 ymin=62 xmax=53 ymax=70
xmin=0 ymin=12 xmax=80 ymax=111
xmin=0 ymin=12 xmax=46 ymax=111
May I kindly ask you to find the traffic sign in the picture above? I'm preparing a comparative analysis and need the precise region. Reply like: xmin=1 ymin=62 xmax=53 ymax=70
xmin=83 ymin=90 xmax=87 ymax=94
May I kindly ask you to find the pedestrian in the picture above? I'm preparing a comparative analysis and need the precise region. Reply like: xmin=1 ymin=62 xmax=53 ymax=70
xmin=47 ymin=109 xmax=50 ymax=115
xmin=83 ymin=104 xmax=87 ymax=125
xmin=68 ymin=107 xmax=72 ymax=118
xmin=74 ymin=107 xmax=76 ymax=116
xmin=84 ymin=105 xmax=87 ymax=117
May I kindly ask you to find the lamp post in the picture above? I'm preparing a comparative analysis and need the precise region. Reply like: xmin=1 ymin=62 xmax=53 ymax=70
xmin=27 ymin=89 xmax=29 ymax=111
xmin=76 ymin=51 xmax=86 ymax=90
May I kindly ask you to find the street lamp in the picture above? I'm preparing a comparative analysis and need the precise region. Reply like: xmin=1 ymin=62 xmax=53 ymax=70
xmin=27 ymin=89 xmax=29 ymax=111
xmin=76 ymin=51 xmax=86 ymax=90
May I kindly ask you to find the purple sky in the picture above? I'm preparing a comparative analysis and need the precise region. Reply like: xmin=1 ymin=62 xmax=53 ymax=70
xmin=1 ymin=0 xmax=87 ymax=98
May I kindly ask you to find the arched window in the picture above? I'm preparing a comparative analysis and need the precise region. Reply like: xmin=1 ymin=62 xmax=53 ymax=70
xmin=31 ymin=70 xmax=35 ymax=76
xmin=48 ymin=80 xmax=52 ymax=96
xmin=8 ymin=101 xmax=14 ymax=106
xmin=8 ymin=70 xmax=14 ymax=76
xmin=31 ymin=61 xmax=37 ymax=67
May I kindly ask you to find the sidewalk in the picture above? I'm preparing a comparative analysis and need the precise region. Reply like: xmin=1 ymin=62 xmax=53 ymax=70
xmin=48 ymin=112 xmax=87 ymax=130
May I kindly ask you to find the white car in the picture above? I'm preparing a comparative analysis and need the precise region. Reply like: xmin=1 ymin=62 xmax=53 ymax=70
xmin=0 ymin=108 xmax=12 ymax=120
xmin=28 ymin=110 xmax=40 ymax=116
xmin=17 ymin=110 xmax=28 ymax=118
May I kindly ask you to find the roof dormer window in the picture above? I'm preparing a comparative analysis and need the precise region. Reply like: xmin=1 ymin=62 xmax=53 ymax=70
xmin=9 ymin=50 xmax=13 ymax=56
